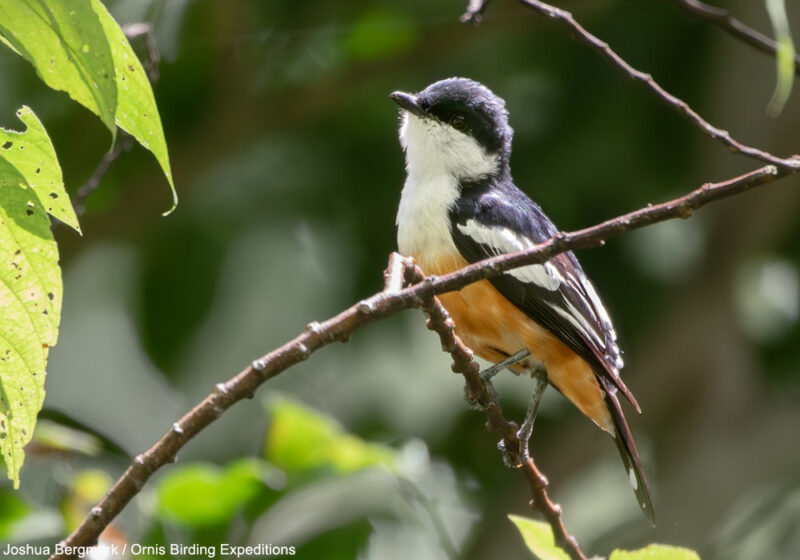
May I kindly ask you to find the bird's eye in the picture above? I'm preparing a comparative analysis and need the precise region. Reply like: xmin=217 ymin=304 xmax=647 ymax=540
xmin=451 ymin=115 xmax=467 ymax=130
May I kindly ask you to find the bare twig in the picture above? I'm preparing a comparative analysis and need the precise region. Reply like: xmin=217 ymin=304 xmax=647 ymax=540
xmin=72 ymin=134 xmax=134 ymax=216
xmin=383 ymin=251 xmax=408 ymax=293
xmin=665 ymin=0 xmax=800 ymax=76
xmin=50 ymin=159 xmax=797 ymax=559
xmin=413 ymin=260 xmax=587 ymax=559
xmin=461 ymin=0 xmax=800 ymax=171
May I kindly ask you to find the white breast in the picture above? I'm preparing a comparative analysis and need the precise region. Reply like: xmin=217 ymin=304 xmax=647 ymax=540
xmin=397 ymin=173 xmax=460 ymax=259
xmin=395 ymin=113 xmax=499 ymax=260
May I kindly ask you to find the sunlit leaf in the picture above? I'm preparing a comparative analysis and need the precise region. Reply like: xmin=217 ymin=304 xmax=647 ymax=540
xmin=0 ymin=0 xmax=177 ymax=213
xmin=765 ymin=0 xmax=795 ymax=117
xmin=0 ymin=0 xmax=117 ymax=132
xmin=0 ymin=153 xmax=61 ymax=487
xmin=509 ymin=515 xmax=570 ymax=560
xmin=610 ymin=544 xmax=701 ymax=560
xmin=91 ymin=0 xmax=177 ymax=213
xmin=0 ymin=107 xmax=64 ymax=487
xmin=0 ymin=107 xmax=80 ymax=232
xmin=156 ymin=459 xmax=275 ymax=527
xmin=264 ymin=397 xmax=396 ymax=477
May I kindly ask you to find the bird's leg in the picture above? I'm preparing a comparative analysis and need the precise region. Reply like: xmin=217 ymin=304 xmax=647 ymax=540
xmin=517 ymin=367 xmax=548 ymax=461
xmin=466 ymin=349 xmax=531 ymax=412
xmin=480 ymin=349 xmax=531 ymax=381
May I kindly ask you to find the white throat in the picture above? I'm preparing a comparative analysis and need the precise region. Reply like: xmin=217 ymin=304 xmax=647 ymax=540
xmin=396 ymin=113 xmax=499 ymax=259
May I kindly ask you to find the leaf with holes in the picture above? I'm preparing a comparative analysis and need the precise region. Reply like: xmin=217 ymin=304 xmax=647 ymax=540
xmin=0 ymin=0 xmax=177 ymax=213
xmin=91 ymin=0 xmax=176 ymax=213
xmin=0 ymin=107 xmax=80 ymax=233
xmin=0 ymin=106 xmax=64 ymax=487
xmin=0 ymin=162 xmax=60 ymax=487
xmin=0 ymin=0 xmax=117 ymax=133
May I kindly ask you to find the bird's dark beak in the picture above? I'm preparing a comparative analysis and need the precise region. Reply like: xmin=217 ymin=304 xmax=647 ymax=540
xmin=390 ymin=91 xmax=426 ymax=118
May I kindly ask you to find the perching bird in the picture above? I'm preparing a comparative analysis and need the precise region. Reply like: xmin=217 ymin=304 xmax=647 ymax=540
xmin=391 ymin=77 xmax=654 ymax=523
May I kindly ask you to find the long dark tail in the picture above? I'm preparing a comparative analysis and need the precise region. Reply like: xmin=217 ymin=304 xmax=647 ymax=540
xmin=599 ymin=376 xmax=656 ymax=525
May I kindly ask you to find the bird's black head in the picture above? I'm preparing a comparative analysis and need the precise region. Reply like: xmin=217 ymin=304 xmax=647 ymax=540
xmin=391 ymin=78 xmax=513 ymax=177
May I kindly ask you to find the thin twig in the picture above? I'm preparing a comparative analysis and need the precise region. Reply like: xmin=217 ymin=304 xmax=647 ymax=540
xmin=412 ymin=260 xmax=587 ymax=559
xmin=383 ymin=251 xmax=408 ymax=293
xmin=665 ymin=0 xmax=800 ymax=76
xmin=72 ymin=134 xmax=134 ymax=216
xmin=50 ymin=159 xmax=797 ymax=559
xmin=461 ymin=0 xmax=800 ymax=171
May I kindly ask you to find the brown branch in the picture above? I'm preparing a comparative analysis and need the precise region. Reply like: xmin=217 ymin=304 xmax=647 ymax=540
xmin=383 ymin=250 xmax=408 ymax=292
xmin=409 ymin=258 xmax=587 ymax=559
xmin=665 ymin=0 xmax=800 ymax=76
xmin=461 ymin=0 xmax=800 ymax=171
xmin=50 ymin=158 xmax=797 ymax=559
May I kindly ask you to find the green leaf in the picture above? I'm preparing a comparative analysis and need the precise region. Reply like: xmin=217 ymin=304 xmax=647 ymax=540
xmin=264 ymin=397 xmax=396 ymax=476
xmin=765 ymin=0 xmax=795 ymax=117
xmin=0 ymin=169 xmax=60 ymax=488
xmin=0 ymin=0 xmax=177 ymax=213
xmin=156 ymin=459 xmax=273 ymax=527
xmin=0 ymin=107 xmax=80 ymax=233
xmin=91 ymin=0 xmax=177 ymax=214
xmin=0 ymin=0 xmax=117 ymax=133
xmin=0 ymin=106 xmax=64 ymax=487
xmin=509 ymin=515 xmax=570 ymax=560
xmin=610 ymin=544 xmax=701 ymax=560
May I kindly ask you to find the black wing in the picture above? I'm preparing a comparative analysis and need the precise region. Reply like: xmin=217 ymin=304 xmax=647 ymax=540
xmin=450 ymin=179 xmax=637 ymax=408
xmin=450 ymin=178 xmax=655 ymax=524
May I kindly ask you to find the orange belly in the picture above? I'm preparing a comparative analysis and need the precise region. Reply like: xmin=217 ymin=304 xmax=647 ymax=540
xmin=418 ymin=251 xmax=613 ymax=433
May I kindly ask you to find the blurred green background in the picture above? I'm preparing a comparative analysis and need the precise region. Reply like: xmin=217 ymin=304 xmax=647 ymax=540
xmin=1 ymin=0 xmax=799 ymax=558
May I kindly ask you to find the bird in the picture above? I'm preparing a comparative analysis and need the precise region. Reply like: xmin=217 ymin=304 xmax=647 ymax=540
xmin=390 ymin=77 xmax=655 ymax=523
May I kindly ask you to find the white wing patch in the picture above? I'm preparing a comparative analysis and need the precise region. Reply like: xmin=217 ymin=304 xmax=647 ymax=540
xmin=457 ymin=218 xmax=624 ymax=371
xmin=456 ymin=219 xmax=562 ymax=291
xmin=628 ymin=467 xmax=639 ymax=491
xmin=549 ymin=301 xmax=606 ymax=350
xmin=563 ymin=268 xmax=623 ymax=369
